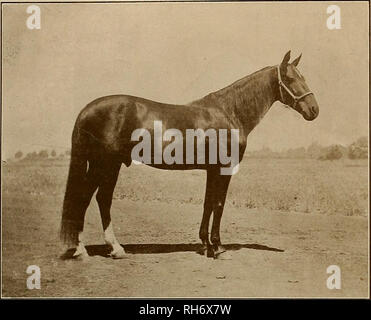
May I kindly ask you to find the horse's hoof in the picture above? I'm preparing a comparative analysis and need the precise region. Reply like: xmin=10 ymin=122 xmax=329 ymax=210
xmin=74 ymin=252 xmax=89 ymax=261
xmin=206 ymin=247 xmax=215 ymax=258
xmin=214 ymin=248 xmax=232 ymax=260
xmin=73 ymin=248 xmax=89 ymax=261
xmin=109 ymin=246 xmax=126 ymax=259
xmin=197 ymin=246 xmax=207 ymax=256
xmin=197 ymin=243 xmax=211 ymax=256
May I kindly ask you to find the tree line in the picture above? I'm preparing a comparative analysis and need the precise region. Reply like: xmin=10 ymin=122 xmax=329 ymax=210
xmin=246 ymin=136 xmax=367 ymax=160
xmin=14 ymin=149 xmax=71 ymax=161
xmin=11 ymin=136 xmax=368 ymax=161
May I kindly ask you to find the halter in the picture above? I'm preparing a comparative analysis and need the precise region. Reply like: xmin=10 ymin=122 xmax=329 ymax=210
xmin=277 ymin=65 xmax=313 ymax=109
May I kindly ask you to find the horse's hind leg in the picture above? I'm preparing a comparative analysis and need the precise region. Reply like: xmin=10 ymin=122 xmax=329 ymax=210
xmin=64 ymin=160 xmax=100 ymax=259
xmin=95 ymin=159 xmax=125 ymax=259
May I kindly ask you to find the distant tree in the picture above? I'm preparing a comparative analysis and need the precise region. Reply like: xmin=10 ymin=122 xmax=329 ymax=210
xmin=14 ymin=151 xmax=23 ymax=159
xmin=65 ymin=150 xmax=71 ymax=156
xmin=38 ymin=150 xmax=49 ymax=159
xmin=51 ymin=150 xmax=57 ymax=157
xmin=319 ymin=145 xmax=343 ymax=161
xmin=348 ymin=136 xmax=368 ymax=159
xmin=25 ymin=151 xmax=37 ymax=160
xmin=330 ymin=146 xmax=344 ymax=160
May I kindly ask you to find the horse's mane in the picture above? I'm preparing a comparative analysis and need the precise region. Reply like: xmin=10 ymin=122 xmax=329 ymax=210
xmin=188 ymin=65 xmax=274 ymax=106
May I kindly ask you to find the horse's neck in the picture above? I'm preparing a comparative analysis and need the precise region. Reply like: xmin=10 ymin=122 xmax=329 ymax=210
xmin=194 ymin=66 xmax=279 ymax=133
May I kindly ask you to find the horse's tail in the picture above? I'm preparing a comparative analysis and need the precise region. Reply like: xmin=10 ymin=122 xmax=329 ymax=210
xmin=60 ymin=125 xmax=88 ymax=246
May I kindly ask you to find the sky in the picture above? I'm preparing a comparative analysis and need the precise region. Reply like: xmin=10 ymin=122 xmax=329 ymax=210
xmin=2 ymin=1 xmax=369 ymax=159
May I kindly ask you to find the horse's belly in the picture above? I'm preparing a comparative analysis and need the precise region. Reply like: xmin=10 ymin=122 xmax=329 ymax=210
xmin=141 ymin=163 xmax=210 ymax=171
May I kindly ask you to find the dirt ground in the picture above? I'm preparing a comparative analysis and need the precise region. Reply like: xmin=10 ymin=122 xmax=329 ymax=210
xmin=1 ymin=159 xmax=369 ymax=298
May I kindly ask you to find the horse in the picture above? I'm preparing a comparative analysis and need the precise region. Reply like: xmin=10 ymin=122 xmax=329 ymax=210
xmin=60 ymin=51 xmax=319 ymax=259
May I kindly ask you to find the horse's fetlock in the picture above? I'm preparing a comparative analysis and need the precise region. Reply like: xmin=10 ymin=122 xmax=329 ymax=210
xmin=211 ymin=236 xmax=221 ymax=246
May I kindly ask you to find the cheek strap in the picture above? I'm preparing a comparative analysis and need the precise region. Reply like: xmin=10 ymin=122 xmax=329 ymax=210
xmin=277 ymin=65 xmax=313 ymax=109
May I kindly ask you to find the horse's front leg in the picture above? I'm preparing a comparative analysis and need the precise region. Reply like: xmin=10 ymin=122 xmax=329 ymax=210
xmin=210 ymin=174 xmax=232 ymax=259
xmin=199 ymin=170 xmax=217 ymax=257
xmin=199 ymin=196 xmax=213 ymax=257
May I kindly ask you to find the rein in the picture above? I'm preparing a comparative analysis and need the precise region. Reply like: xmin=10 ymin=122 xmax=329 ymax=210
xmin=277 ymin=65 xmax=313 ymax=109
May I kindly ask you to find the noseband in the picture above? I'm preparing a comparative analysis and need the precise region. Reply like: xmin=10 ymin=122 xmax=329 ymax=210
xmin=277 ymin=65 xmax=313 ymax=109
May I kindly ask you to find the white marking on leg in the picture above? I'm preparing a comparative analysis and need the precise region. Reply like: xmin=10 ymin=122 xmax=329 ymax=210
xmin=104 ymin=222 xmax=126 ymax=258
xmin=73 ymin=231 xmax=88 ymax=257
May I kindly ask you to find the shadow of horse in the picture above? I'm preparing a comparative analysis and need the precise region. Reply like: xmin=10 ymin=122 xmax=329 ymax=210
xmin=61 ymin=243 xmax=284 ymax=259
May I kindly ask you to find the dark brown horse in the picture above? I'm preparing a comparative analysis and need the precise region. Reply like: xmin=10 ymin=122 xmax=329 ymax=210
xmin=60 ymin=51 xmax=319 ymax=259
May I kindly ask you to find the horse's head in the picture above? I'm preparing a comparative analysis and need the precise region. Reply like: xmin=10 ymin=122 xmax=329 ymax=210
xmin=278 ymin=51 xmax=319 ymax=121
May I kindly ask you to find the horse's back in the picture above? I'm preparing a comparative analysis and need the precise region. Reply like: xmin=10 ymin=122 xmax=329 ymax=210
xmin=73 ymin=93 xmax=239 ymax=166
xmin=76 ymin=94 xmax=228 ymax=133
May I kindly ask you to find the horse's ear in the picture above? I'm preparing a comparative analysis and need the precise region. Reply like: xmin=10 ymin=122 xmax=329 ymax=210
xmin=280 ymin=50 xmax=291 ymax=75
xmin=292 ymin=53 xmax=302 ymax=67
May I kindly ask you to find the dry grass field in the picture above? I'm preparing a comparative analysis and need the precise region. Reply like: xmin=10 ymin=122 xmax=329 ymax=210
xmin=2 ymin=157 xmax=369 ymax=297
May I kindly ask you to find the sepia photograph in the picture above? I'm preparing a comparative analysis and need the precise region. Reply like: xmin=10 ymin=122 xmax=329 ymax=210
xmin=1 ymin=0 xmax=369 ymax=300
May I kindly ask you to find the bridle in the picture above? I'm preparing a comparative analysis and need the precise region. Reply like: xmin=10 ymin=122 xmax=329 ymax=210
xmin=277 ymin=65 xmax=313 ymax=109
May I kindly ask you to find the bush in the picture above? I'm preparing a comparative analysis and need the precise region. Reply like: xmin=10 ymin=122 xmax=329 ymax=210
xmin=318 ymin=145 xmax=343 ymax=161
xmin=348 ymin=137 xmax=368 ymax=159
xmin=14 ymin=151 xmax=23 ymax=159
xmin=38 ymin=150 xmax=49 ymax=159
